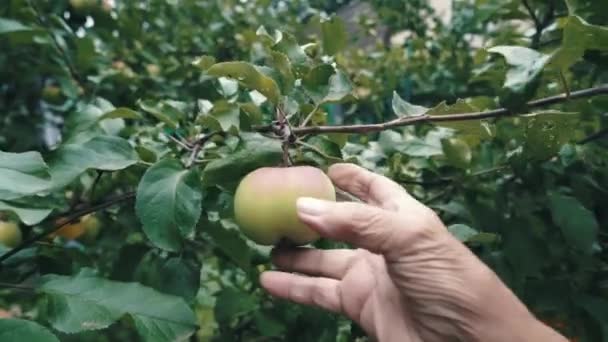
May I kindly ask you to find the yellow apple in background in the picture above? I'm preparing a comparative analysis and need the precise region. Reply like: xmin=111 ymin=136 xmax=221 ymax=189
xmin=51 ymin=214 xmax=101 ymax=241
xmin=0 ymin=220 xmax=22 ymax=248
xmin=81 ymin=214 xmax=101 ymax=241
xmin=41 ymin=85 xmax=63 ymax=104
xmin=69 ymin=0 xmax=98 ymax=13
xmin=146 ymin=64 xmax=161 ymax=77
xmin=233 ymin=166 xmax=336 ymax=246
xmin=51 ymin=217 xmax=86 ymax=240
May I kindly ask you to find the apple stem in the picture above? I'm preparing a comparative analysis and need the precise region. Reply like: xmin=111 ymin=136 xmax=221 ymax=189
xmin=275 ymin=106 xmax=294 ymax=167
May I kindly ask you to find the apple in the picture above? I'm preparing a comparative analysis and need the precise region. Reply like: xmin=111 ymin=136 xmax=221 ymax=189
xmin=41 ymin=85 xmax=63 ymax=104
xmin=0 ymin=221 xmax=22 ymax=248
xmin=81 ymin=214 xmax=101 ymax=241
xmin=52 ymin=217 xmax=86 ymax=240
xmin=69 ymin=0 xmax=98 ymax=13
xmin=233 ymin=166 xmax=336 ymax=245
xmin=51 ymin=214 xmax=100 ymax=241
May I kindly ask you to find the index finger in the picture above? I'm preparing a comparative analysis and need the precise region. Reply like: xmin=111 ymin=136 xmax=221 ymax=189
xmin=328 ymin=163 xmax=419 ymax=212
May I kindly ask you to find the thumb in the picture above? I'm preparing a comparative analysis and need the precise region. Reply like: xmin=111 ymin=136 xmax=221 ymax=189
xmin=296 ymin=197 xmax=419 ymax=257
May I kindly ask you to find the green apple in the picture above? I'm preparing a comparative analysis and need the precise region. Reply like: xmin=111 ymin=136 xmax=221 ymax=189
xmin=41 ymin=85 xmax=63 ymax=104
xmin=69 ymin=0 xmax=98 ymax=12
xmin=0 ymin=221 xmax=22 ymax=248
xmin=233 ymin=166 xmax=336 ymax=245
xmin=81 ymin=214 xmax=101 ymax=242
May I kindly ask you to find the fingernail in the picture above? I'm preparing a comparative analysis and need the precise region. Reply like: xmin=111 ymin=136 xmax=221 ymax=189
xmin=296 ymin=197 xmax=328 ymax=216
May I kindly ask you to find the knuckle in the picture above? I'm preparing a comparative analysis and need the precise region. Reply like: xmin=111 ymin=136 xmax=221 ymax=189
xmin=346 ymin=207 xmax=386 ymax=236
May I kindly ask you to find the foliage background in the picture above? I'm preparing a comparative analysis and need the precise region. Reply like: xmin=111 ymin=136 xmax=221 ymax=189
xmin=0 ymin=0 xmax=607 ymax=341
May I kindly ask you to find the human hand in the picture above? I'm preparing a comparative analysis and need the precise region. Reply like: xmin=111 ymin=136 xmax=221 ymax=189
xmin=260 ymin=163 xmax=567 ymax=342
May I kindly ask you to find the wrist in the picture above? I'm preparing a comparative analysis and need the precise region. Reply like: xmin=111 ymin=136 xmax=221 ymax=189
xmin=467 ymin=278 xmax=567 ymax=342
xmin=473 ymin=313 xmax=568 ymax=342
xmin=459 ymin=263 xmax=568 ymax=342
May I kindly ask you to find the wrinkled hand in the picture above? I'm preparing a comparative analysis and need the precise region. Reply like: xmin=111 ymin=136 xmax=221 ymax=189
xmin=260 ymin=163 xmax=567 ymax=342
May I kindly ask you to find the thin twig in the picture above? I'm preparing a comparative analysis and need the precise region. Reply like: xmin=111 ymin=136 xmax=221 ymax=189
xmin=296 ymin=141 xmax=339 ymax=161
xmin=186 ymin=143 xmax=203 ymax=168
xmin=186 ymin=132 xmax=225 ymax=168
xmin=89 ymin=170 xmax=104 ymax=200
xmin=274 ymin=107 xmax=292 ymax=166
xmin=522 ymin=0 xmax=555 ymax=48
xmin=0 ymin=192 xmax=135 ymax=264
xmin=522 ymin=0 xmax=541 ymax=29
xmin=299 ymin=104 xmax=319 ymax=128
xmin=290 ymin=85 xmax=608 ymax=135
xmin=164 ymin=132 xmax=193 ymax=150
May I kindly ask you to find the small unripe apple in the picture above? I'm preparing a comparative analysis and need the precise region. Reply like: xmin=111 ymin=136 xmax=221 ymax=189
xmin=233 ymin=166 xmax=336 ymax=245
xmin=81 ymin=214 xmax=101 ymax=241
xmin=69 ymin=0 xmax=98 ymax=13
xmin=41 ymin=85 xmax=63 ymax=104
xmin=51 ymin=217 xmax=86 ymax=240
xmin=0 ymin=221 xmax=22 ymax=248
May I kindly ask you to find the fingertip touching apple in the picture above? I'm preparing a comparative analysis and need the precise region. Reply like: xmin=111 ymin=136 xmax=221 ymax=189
xmin=233 ymin=166 xmax=335 ymax=246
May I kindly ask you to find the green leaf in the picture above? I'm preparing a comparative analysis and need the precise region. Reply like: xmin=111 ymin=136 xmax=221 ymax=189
xmin=65 ymin=98 xmax=126 ymax=136
xmin=522 ymin=111 xmax=580 ymax=160
xmin=205 ymin=220 xmax=252 ymax=271
xmin=302 ymin=65 xmax=353 ymax=105
xmin=135 ymin=159 xmax=203 ymax=252
xmin=40 ymin=270 xmax=197 ymax=341
xmin=447 ymin=224 xmax=478 ymax=242
xmin=301 ymin=136 xmax=343 ymax=165
xmin=0 ymin=319 xmax=59 ymax=342
xmin=0 ymin=151 xmax=51 ymax=200
xmin=441 ymin=138 xmax=472 ymax=169
xmin=206 ymin=62 xmax=280 ymax=104
xmin=192 ymin=55 xmax=216 ymax=70
xmin=552 ymin=16 xmax=608 ymax=71
xmin=577 ymin=295 xmax=608 ymax=341
xmin=487 ymin=46 xmax=551 ymax=93
xmin=218 ymin=77 xmax=239 ymax=97
xmin=157 ymin=258 xmax=200 ymax=303
xmin=99 ymin=108 xmax=143 ymax=121
xmin=274 ymin=32 xmax=311 ymax=70
xmin=428 ymin=100 xmax=492 ymax=146
xmin=392 ymin=91 xmax=428 ymax=117
xmin=0 ymin=200 xmax=52 ymax=225
xmin=321 ymin=16 xmax=347 ymax=55
xmin=202 ymin=133 xmax=283 ymax=188
xmin=254 ymin=311 xmax=286 ymax=337
xmin=396 ymin=137 xmax=443 ymax=157
xmin=135 ymin=255 xmax=201 ymax=304
xmin=269 ymin=51 xmax=295 ymax=93
xmin=0 ymin=18 xmax=40 ymax=34
xmin=138 ymin=100 xmax=185 ymax=129
xmin=48 ymin=136 xmax=138 ymax=189
xmin=214 ymin=288 xmax=257 ymax=323
xmin=548 ymin=192 xmax=598 ymax=252
xmin=198 ymin=101 xmax=240 ymax=132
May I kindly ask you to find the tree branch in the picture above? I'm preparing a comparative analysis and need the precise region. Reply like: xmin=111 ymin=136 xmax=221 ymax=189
xmin=522 ymin=0 xmax=555 ymax=48
xmin=290 ymin=85 xmax=608 ymax=135
xmin=164 ymin=132 xmax=193 ymax=150
xmin=0 ymin=192 xmax=135 ymax=264
xmin=578 ymin=127 xmax=608 ymax=145
xmin=522 ymin=0 xmax=541 ymax=29
xmin=186 ymin=143 xmax=203 ymax=168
